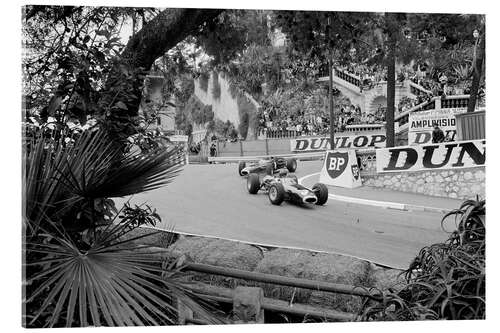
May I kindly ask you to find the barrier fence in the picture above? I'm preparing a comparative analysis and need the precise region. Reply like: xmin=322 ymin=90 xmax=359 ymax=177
xmin=176 ymin=260 xmax=382 ymax=324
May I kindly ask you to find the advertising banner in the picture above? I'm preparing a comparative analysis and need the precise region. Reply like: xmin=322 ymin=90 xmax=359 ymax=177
xmin=408 ymin=108 xmax=466 ymax=145
xmin=376 ymin=139 xmax=485 ymax=173
xmin=319 ymin=150 xmax=362 ymax=188
xmin=291 ymin=134 xmax=386 ymax=152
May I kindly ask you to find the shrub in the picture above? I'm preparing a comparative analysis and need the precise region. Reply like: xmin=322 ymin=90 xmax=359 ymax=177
xmin=359 ymin=199 xmax=485 ymax=321
xmin=23 ymin=128 xmax=223 ymax=327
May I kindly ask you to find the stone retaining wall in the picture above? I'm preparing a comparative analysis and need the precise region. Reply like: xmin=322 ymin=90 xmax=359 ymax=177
xmin=362 ymin=167 xmax=485 ymax=200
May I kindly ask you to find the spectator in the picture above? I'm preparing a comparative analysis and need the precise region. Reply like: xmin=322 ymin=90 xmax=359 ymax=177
xmin=432 ymin=126 xmax=445 ymax=143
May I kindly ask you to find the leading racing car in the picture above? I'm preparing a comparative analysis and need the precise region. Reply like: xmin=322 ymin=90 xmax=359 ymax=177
xmin=246 ymin=169 xmax=329 ymax=206
xmin=238 ymin=157 xmax=297 ymax=176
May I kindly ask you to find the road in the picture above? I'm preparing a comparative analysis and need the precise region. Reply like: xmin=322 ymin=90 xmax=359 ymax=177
xmin=115 ymin=161 xmax=449 ymax=269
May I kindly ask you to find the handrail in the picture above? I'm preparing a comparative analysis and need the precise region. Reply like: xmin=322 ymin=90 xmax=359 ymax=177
xmin=186 ymin=283 xmax=356 ymax=322
xmin=408 ymin=81 xmax=433 ymax=96
xmin=395 ymin=97 xmax=437 ymax=121
xmin=183 ymin=262 xmax=383 ymax=300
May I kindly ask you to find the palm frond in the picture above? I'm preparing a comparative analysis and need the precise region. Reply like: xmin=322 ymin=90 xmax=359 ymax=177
xmin=24 ymin=221 xmax=225 ymax=327
xmin=24 ymin=127 xmax=184 ymax=235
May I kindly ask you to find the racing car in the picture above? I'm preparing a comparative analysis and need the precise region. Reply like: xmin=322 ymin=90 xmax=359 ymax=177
xmin=246 ymin=169 xmax=328 ymax=206
xmin=238 ymin=157 xmax=297 ymax=176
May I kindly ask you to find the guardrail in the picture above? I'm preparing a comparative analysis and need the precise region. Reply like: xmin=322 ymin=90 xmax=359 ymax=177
xmin=176 ymin=261 xmax=382 ymax=324
xmin=208 ymin=151 xmax=325 ymax=163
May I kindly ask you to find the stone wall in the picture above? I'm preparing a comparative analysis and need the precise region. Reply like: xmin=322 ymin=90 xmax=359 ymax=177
xmin=362 ymin=167 xmax=485 ymax=200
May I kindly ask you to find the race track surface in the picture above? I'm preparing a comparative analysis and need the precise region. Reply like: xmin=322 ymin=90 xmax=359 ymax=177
xmin=115 ymin=161 xmax=449 ymax=269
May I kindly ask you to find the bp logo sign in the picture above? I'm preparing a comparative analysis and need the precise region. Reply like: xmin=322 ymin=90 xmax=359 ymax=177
xmin=326 ymin=151 xmax=349 ymax=179
xmin=319 ymin=150 xmax=362 ymax=188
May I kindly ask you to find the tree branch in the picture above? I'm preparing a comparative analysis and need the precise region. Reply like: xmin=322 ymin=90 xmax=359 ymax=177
xmin=100 ymin=8 xmax=223 ymax=116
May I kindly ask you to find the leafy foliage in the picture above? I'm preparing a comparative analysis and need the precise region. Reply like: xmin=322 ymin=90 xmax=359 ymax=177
xmin=196 ymin=10 xmax=270 ymax=66
xmin=24 ymin=127 xmax=184 ymax=236
xmin=23 ymin=6 xmax=150 ymax=126
xmin=359 ymin=199 xmax=485 ymax=321
xmin=24 ymin=210 xmax=223 ymax=327
xmin=22 ymin=126 xmax=224 ymax=327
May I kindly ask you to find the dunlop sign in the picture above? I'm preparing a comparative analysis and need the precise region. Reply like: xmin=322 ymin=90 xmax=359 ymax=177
xmin=376 ymin=139 xmax=485 ymax=173
xmin=291 ymin=134 xmax=386 ymax=152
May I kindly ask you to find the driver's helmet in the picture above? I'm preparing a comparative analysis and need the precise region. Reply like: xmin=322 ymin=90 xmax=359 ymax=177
xmin=262 ymin=175 xmax=274 ymax=184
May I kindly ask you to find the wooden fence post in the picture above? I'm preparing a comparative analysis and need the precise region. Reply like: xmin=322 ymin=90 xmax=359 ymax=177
xmin=239 ymin=140 xmax=244 ymax=156
xmin=176 ymin=298 xmax=193 ymax=325
xmin=265 ymin=138 xmax=269 ymax=156
xmin=232 ymin=286 xmax=264 ymax=324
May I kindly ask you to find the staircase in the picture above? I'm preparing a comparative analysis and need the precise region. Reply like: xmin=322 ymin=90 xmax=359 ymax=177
xmin=317 ymin=68 xmax=433 ymax=115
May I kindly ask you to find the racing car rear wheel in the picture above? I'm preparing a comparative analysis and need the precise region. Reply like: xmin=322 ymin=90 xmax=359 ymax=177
xmin=238 ymin=161 xmax=246 ymax=176
xmin=286 ymin=158 xmax=297 ymax=172
xmin=247 ymin=174 xmax=260 ymax=194
xmin=312 ymin=183 xmax=328 ymax=205
xmin=268 ymin=183 xmax=285 ymax=205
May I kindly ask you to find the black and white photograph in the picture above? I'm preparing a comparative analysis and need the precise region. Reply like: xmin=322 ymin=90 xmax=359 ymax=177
xmin=9 ymin=0 xmax=497 ymax=331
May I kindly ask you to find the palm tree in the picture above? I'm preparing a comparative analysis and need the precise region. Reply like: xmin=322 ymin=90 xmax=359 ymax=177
xmin=23 ymin=127 xmax=223 ymax=327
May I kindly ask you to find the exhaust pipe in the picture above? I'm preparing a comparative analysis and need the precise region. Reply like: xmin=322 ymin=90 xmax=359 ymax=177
xmin=303 ymin=196 xmax=317 ymax=204
xmin=241 ymin=169 xmax=249 ymax=176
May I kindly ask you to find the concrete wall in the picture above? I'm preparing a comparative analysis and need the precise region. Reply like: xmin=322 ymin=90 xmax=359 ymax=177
xmin=362 ymin=167 xmax=485 ymax=200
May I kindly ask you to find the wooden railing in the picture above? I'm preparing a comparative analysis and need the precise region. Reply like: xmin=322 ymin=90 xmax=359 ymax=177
xmin=176 ymin=261 xmax=383 ymax=324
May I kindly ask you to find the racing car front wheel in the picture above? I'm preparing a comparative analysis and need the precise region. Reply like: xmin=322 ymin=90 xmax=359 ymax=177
xmin=312 ymin=183 xmax=329 ymax=205
xmin=286 ymin=158 xmax=297 ymax=172
xmin=238 ymin=161 xmax=246 ymax=176
xmin=247 ymin=174 xmax=260 ymax=194
xmin=268 ymin=183 xmax=285 ymax=205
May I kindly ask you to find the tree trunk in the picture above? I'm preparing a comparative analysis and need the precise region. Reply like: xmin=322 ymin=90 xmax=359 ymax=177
xmin=328 ymin=55 xmax=335 ymax=150
xmin=100 ymin=8 xmax=223 ymax=115
xmin=467 ymin=31 xmax=485 ymax=113
xmin=386 ymin=37 xmax=396 ymax=147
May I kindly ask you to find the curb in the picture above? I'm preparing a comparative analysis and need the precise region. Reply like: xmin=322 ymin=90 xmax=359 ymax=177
xmin=299 ymin=174 xmax=451 ymax=214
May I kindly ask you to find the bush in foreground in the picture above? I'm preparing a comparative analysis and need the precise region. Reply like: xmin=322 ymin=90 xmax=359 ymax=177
xmin=359 ymin=199 xmax=485 ymax=321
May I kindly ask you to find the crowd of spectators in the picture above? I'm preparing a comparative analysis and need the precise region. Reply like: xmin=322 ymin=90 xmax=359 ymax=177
xmin=257 ymin=101 xmax=386 ymax=138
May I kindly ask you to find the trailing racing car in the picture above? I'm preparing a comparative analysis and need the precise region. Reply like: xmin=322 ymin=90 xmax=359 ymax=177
xmin=246 ymin=170 xmax=328 ymax=206
xmin=238 ymin=157 xmax=297 ymax=176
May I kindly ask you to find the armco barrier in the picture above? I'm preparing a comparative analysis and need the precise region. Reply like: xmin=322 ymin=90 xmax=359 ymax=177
xmin=208 ymin=151 xmax=325 ymax=163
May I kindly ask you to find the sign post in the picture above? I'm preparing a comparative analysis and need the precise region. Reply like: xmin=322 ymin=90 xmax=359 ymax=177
xmin=319 ymin=150 xmax=362 ymax=188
